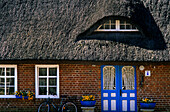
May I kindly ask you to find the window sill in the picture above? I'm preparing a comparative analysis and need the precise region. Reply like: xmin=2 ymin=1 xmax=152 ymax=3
xmin=0 ymin=95 xmax=16 ymax=98
xmin=36 ymin=95 xmax=59 ymax=99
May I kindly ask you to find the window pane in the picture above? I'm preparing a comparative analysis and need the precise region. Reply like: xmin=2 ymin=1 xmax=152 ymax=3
xmin=6 ymin=87 xmax=14 ymax=95
xmin=0 ymin=87 xmax=5 ymax=95
xmin=126 ymin=21 xmax=130 ymax=24
xmin=39 ymin=68 xmax=47 ymax=76
xmin=111 ymin=20 xmax=116 ymax=24
xmin=120 ymin=20 xmax=125 ymax=24
xmin=105 ymin=20 xmax=110 ymax=24
xmin=0 ymin=68 xmax=5 ymax=76
xmin=6 ymin=78 xmax=14 ymax=86
xmin=122 ymin=66 xmax=135 ymax=90
xmin=105 ymin=25 xmax=110 ymax=29
xmin=120 ymin=25 xmax=125 ymax=29
xmin=99 ymin=25 xmax=104 ymax=29
xmin=111 ymin=25 xmax=116 ymax=29
xmin=39 ymin=87 xmax=47 ymax=95
xmin=126 ymin=25 xmax=131 ymax=29
xmin=49 ymin=68 xmax=57 ymax=76
xmin=0 ymin=78 xmax=5 ymax=86
xmin=6 ymin=68 xmax=15 ymax=76
xmin=49 ymin=87 xmax=57 ymax=95
xmin=39 ymin=78 xmax=47 ymax=86
xmin=49 ymin=78 xmax=57 ymax=86
xmin=132 ymin=25 xmax=136 ymax=29
xmin=103 ymin=66 xmax=116 ymax=90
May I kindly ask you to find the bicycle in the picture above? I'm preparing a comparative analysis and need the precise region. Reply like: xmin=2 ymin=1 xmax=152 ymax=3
xmin=38 ymin=95 xmax=77 ymax=112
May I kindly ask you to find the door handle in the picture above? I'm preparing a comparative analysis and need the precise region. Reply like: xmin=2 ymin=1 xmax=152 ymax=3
xmin=120 ymin=89 xmax=122 ymax=96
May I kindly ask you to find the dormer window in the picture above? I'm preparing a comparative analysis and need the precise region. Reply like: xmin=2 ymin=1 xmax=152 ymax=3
xmin=95 ymin=20 xmax=138 ymax=32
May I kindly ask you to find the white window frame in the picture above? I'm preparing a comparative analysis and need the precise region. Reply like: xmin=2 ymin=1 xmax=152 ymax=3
xmin=35 ymin=65 xmax=59 ymax=98
xmin=95 ymin=20 xmax=138 ymax=32
xmin=0 ymin=65 xmax=17 ymax=98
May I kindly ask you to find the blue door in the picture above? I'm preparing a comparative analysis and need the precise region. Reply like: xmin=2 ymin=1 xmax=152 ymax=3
xmin=101 ymin=65 xmax=137 ymax=112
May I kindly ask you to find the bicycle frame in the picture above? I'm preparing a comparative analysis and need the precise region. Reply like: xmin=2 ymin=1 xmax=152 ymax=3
xmin=46 ymin=97 xmax=64 ymax=112
xmin=38 ymin=95 xmax=78 ymax=112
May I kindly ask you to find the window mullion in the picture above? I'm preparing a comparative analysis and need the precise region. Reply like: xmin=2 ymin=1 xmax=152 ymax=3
xmin=116 ymin=20 xmax=120 ymax=30
xmin=109 ymin=20 xmax=111 ymax=29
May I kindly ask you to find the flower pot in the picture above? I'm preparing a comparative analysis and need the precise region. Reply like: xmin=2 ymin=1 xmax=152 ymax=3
xmin=80 ymin=101 xmax=96 ymax=107
xmin=140 ymin=103 xmax=156 ymax=109
xmin=15 ymin=95 xmax=28 ymax=99
xmin=15 ymin=95 xmax=22 ymax=99
xmin=24 ymin=96 xmax=28 ymax=99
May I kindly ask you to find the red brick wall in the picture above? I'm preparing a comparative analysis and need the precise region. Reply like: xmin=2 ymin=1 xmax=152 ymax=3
xmin=0 ymin=64 xmax=101 ymax=111
xmin=0 ymin=64 xmax=38 ymax=111
xmin=0 ymin=63 xmax=169 ymax=111
xmin=18 ymin=64 xmax=35 ymax=91
xmin=60 ymin=64 xmax=101 ymax=111
xmin=137 ymin=65 xmax=170 ymax=111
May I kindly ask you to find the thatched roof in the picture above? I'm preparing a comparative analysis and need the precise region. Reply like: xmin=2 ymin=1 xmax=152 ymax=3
xmin=0 ymin=0 xmax=169 ymax=61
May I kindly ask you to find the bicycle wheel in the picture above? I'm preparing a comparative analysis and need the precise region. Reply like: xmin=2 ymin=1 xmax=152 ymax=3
xmin=38 ymin=102 xmax=50 ymax=112
xmin=62 ymin=102 xmax=77 ymax=112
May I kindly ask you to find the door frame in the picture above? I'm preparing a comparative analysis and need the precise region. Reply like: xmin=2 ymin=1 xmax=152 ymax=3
xmin=101 ymin=65 xmax=137 ymax=112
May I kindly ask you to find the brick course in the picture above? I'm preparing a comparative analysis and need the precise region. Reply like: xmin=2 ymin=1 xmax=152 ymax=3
xmin=137 ymin=65 xmax=170 ymax=111
xmin=0 ymin=63 xmax=169 ymax=111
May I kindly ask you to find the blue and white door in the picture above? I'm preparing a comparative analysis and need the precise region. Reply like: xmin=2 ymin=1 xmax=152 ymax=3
xmin=101 ymin=65 xmax=137 ymax=112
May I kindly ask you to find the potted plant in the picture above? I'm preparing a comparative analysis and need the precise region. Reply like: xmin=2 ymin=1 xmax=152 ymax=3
xmin=80 ymin=95 xmax=96 ymax=107
xmin=27 ymin=91 xmax=35 ymax=100
xmin=15 ymin=91 xmax=35 ymax=100
xmin=140 ymin=98 xmax=156 ymax=109
xmin=15 ymin=91 xmax=22 ymax=99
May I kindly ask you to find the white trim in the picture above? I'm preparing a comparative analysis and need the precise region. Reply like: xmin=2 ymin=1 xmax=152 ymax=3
xmin=4 ymin=67 xmax=6 ymax=95
xmin=47 ymin=67 xmax=49 ymax=96
xmin=39 ymin=76 xmax=57 ymax=78
xmin=0 ymin=65 xmax=17 ymax=98
xmin=57 ymin=65 xmax=59 ymax=98
xmin=36 ymin=95 xmax=59 ymax=99
xmin=35 ymin=65 xmax=59 ymax=99
xmin=0 ymin=76 xmax=15 ymax=78
xmin=0 ymin=95 xmax=16 ymax=98
xmin=35 ymin=65 xmax=38 ymax=98
xmin=0 ymin=65 xmax=17 ymax=67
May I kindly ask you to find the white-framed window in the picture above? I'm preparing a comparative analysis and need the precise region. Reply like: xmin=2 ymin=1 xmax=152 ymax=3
xmin=95 ymin=19 xmax=138 ymax=32
xmin=35 ymin=65 xmax=59 ymax=98
xmin=0 ymin=65 xmax=17 ymax=98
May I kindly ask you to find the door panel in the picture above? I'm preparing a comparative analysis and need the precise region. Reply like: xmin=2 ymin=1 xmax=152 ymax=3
xmin=102 ymin=66 xmax=118 ymax=111
xmin=103 ymin=66 xmax=116 ymax=90
xmin=121 ymin=66 xmax=135 ymax=90
xmin=120 ymin=66 xmax=137 ymax=112
xmin=101 ymin=65 xmax=137 ymax=112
